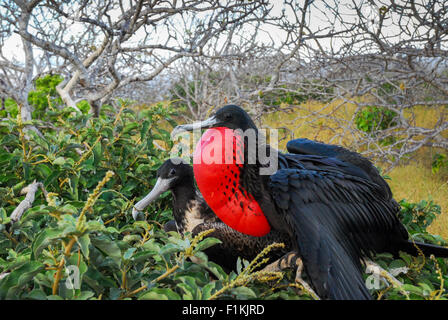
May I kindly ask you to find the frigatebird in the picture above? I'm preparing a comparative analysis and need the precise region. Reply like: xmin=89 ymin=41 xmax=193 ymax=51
xmin=172 ymin=104 xmax=448 ymax=300
xmin=132 ymin=158 xmax=291 ymax=272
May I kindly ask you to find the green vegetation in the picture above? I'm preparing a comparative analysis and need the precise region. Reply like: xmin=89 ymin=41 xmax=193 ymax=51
xmin=27 ymin=74 xmax=64 ymax=118
xmin=432 ymin=153 xmax=448 ymax=174
xmin=355 ymin=105 xmax=398 ymax=147
xmin=355 ymin=105 xmax=398 ymax=134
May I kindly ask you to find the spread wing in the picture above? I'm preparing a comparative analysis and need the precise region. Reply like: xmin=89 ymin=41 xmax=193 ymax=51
xmin=268 ymin=168 xmax=404 ymax=300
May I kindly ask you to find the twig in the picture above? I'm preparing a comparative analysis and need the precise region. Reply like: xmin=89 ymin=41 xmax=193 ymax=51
xmin=0 ymin=272 xmax=10 ymax=280
xmin=52 ymin=237 xmax=77 ymax=295
xmin=10 ymin=181 xmax=47 ymax=223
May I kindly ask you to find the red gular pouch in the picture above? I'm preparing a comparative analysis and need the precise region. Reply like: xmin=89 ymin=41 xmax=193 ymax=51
xmin=193 ymin=127 xmax=271 ymax=237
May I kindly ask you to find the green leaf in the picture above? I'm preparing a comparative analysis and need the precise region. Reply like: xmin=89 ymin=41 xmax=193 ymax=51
xmin=0 ymin=208 xmax=11 ymax=224
xmin=123 ymin=247 xmax=136 ymax=260
xmin=205 ymin=261 xmax=228 ymax=281
xmin=93 ymin=142 xmax=102 ymax=166
xmin=176 ymin=276 xmax=200 ymax=300
xmin=389 ymin=259 xmax=407 ymax=271
xmin=25 ymin=289 xmax=48 ymax=300
xmin=85 ymin=220 xmax=106 ymax=233
xmin=231 ymin=286 xmax=257 ymax=299
xmin=201 ymin=282 xmax=216 ymax=300
xmin=123 ymin=123 xmax=139 ymax=134
xmin=91 ymin=236 xmax=122 ymax=267
xmin=53 ymin=157 xmax=66 ymax=166
xmin=69 ymin=175 xmax=79 ymax=200
xmin=32 ymin=228 xmax=65 ymax=259
xmin=140 ymin=120 xmax=150 ymax=140
xmin=123 ymin=235 xmax=141 ymax=243
xmin=194 ymin=237 xmax=221 ymax=252
xmin=139 ymin=288 xmax=181 ymax=300
xmin=402 ymin=284 xmax=423 ymax=296
xmin=74 ymin=291 xmax=95 ymax=300
xmin=36 ymin=163 xmax=52 ymax=178
xmin=60 ymin=204 xmax=79 ymax=215
xmin=160 ymin=243 xmax=183 ymax=257
xmin=78 ymin=234 xmax=90 ymax=259
xmin=0 ymin=261 xmax=44 ymax=299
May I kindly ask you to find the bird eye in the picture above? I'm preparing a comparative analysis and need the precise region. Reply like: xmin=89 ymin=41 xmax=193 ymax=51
xmin=169 ymin=168 xmax=176 ymax=176
xmin=224 ymin=113 xmax=232 ymax=120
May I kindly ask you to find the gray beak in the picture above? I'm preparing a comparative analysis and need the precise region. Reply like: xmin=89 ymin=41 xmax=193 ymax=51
xmin=132 ymin=177 xmax=174 ymax=220
xmin=171 ymin=116 xmax=219 ymax=139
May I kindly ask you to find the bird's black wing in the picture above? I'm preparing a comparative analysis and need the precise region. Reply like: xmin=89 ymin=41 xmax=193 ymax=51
xmin=268 ymin=168 xmax=405 ymax=300
xmin=287 ymin=138 xmax=341 ymax=157
xmin=286 ymin=139 xmax=393 ymax=199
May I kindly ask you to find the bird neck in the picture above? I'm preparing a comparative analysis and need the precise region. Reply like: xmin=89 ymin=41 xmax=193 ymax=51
xmin=239 ymin=134 xmax=274 ymax=193
xmin=171 ymin=176 xmax=197 ymax=225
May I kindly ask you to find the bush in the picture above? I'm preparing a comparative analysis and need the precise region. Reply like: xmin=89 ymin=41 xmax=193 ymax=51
xmin=355 ymin=105 xmax=398 ymax=147
xmin=399 ymin=198 xmax=446 ymax=245
xmin=432 ymin=153 xmax=448 ymax=175
xmin=0 ymin=98 xmax=19 ymax=119
xmin=355 ymin=105 xmax=398 ymax=133
xmin=27 ymin=75 xmax=64 ymax=118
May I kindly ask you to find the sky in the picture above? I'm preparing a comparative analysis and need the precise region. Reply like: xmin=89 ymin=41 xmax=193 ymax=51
xmin=0 ymin=0 xmax=419 ymax=71
xmin=1 ymin=1 xmax=342 ymax=60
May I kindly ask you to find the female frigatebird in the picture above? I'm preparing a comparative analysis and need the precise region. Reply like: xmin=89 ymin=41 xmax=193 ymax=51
xmin=172 ymin=104 xmax=448 ymax=300
xmin=132 ymin=158 xmax=291 ymax=272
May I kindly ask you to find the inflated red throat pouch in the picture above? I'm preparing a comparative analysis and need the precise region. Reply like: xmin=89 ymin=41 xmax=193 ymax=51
xmin=193 ymin=127 xmax=271 ymax=237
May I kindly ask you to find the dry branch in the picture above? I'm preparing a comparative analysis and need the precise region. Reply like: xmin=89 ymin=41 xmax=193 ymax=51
xmin=10 ymin=181 xmax=47 ymax=223
xmin=0 ymin=272 xmax=10 ymax=280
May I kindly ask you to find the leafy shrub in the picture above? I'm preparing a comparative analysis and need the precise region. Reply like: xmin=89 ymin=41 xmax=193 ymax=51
xmin=355 ymin=105 xmax=398 ymax=147
xmin=355 ymin=105 xmax=398 ymax=133
xmin=432 ymin=153 xmax=448 ymax=174
xmin=27 ymin=75 xmax=64 ymax=118
xmin=0 ymin=98 xmax=19 ymax=119
xmin=398 ymin=198 xmax=446 ymax=245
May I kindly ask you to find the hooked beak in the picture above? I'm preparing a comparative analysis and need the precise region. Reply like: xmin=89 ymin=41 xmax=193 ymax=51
xmin=171 ymin=115 xmax=219 ymax=139
xmin=132 ymin=177 xmax=174 ymax=220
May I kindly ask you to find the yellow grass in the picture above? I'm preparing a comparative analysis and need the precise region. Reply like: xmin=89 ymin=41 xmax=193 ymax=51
xmin=388 ymin=163 xmax=448 ymax=237
xmin=260 ymin=99 xmax=448 ymax=239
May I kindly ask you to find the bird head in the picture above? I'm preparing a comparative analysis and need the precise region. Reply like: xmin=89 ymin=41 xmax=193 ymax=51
xmin=132 ymin=158 xmax=192 ymax=220
xmin=171 ymin=105 xmax=257 ymax=138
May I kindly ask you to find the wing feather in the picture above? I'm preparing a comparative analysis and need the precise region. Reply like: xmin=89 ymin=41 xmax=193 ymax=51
xmin=269 ymin=168 xmax=404 ymax=300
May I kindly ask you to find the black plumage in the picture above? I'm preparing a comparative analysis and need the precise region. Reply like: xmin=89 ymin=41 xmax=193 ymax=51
xmin=132 ymin=158 xmax=291 ymax=272
xmin=173 ymin=104 xmax=448 ymax=300
xmin=286 ymin=138 xmax=392 ymax=199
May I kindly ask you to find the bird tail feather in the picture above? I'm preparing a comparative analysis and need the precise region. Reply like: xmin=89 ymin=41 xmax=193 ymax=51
xmin=400 ymin=240 xmax=448 ymax=258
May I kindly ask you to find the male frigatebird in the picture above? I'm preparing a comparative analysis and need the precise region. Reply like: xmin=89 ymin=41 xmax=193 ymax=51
xmin=132 ymin=158 xmax=291 ymax=272
xmin=172 ymin=104 xmax=448 ymax=300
